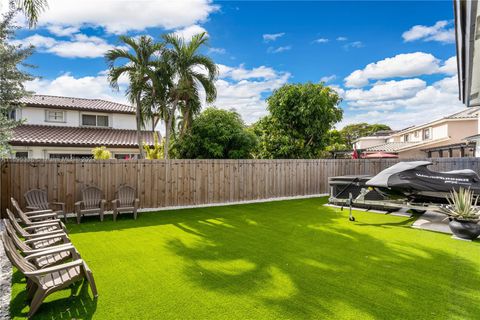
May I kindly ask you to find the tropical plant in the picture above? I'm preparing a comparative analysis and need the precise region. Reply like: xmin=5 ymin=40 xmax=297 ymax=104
xmin=176 ymin=107 xmax=257 ymax=159
xmin=92 ymin=146 xmax=112 ymax=160
xmin=0 ymin=7 xmax=34 ymax=157
xmin=3 ymin=0 xmax=48 ymax=27
xmin=440 ymin=188 xmax=480 ymax=222
xmin=143 ymin=133 xmax=164 ymax=159
xmin=105 ymin=35 xmax=164 ymax=158
xmin=161 ymin=32 xmax=218 ymax=158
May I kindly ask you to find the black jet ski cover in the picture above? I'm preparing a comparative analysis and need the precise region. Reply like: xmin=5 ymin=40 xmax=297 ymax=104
xmin=366 ymin=161 xmax=480 ymax=199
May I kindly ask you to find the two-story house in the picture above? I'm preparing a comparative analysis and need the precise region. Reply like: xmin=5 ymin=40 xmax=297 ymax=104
xmin=353 ymin=107 xmax=480 ymax=158
xmin=9 ymin=95 xmax=156 ymax=159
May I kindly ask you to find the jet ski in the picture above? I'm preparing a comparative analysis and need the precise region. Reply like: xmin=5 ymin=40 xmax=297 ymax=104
xmin=366 ymin=161 xmax=480 ymax=203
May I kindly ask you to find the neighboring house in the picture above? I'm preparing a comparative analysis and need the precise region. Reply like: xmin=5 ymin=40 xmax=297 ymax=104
xmin=353 ymin=107 xmax=480 ymax=158
xmin=353 ymin=130 xmax=396 ymax=150
xmin=455 ymin=0 xmax=480 ymax=154
xmin=9 ymin=95 xmax=156 ymax=159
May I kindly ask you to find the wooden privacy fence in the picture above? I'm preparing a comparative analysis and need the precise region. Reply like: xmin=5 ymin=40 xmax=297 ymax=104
xmin=1 ymin=158 xmax=480 ymax=214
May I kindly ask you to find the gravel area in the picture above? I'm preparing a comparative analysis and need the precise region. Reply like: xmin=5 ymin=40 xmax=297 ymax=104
xmin=0 ymin=221 xmax=12 ymax=320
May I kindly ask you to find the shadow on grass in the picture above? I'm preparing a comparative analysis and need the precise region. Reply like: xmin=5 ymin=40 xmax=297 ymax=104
xmin=10 ymin=271 xmax=97 ymax=320
xmin=162 ymin=200 xmax=480 ymax=319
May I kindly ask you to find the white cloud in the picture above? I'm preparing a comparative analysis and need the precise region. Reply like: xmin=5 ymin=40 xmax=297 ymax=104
xmin=268 ymin=46 xmax=291 ymax=53
xmin=213 ymin=75 xmax=290 ymax=124
xmin=172 ymin=25 xmax=207 ymax=40
xmin=2 ymin=0 xmax=218 ymax=34
xmin=345 ymin=79 xmax=427 ymax=107
xmin=46 ymin=25 xmax=80 ymax=37
xmin=208 ymin=47 xmax=226 ymax=54
xmin=205 ymin=64 xmax=291 ymax=123
xmin=26 ymin=72 xmax=129 ymax=104
xmin=339 ymin=76 xmax=464 ymax=129
xmin=336 ymin=36 xmax=348 ymax=41
xmin=262 ymin=33 xmax=285 ymax=42
xmin=218 ymin=64 xmax=279 ymax=81
xmin=320 ymin=75 xmax=336 ymax=83
xmin=402 ymin=20 xmax=455 ymax=44
xmin=13 ymin=33 xmax=126 ymax=58
xmin=343 ymin=41 xmax=364 ymax=50
xmin=439 ymin=56 xmax=457 ymax=75
xmin=313 ymin=38 xmax=329 ymax=44
xmin=345 ymin=52 xmax=444 ymax=87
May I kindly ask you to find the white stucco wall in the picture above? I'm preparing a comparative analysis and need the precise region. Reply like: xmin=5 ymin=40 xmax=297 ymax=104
xmin=432 ymin=124 xmax=448 ymax=139
xmin=18 ymin=106 xmax=157 ymax=131
xmin=12 ymin=145 xmax=141 ymax=159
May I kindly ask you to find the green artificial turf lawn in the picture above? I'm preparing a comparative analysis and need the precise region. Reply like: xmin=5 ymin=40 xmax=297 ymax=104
xmin=9 ymin=197 xmax=480 ymax=319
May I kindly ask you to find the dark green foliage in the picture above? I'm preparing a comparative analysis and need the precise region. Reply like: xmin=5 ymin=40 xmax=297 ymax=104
xmin=253 ymin=83 xmax=343 ymax=158
xmin=0 ymin=6 xmax=34 ymax=157
xmin=176 ymin=107 xmax=257 ymax=159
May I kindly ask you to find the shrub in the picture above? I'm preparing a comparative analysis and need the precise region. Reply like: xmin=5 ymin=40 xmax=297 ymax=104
xmin=92 ymin=146 xmax=112 ymax=159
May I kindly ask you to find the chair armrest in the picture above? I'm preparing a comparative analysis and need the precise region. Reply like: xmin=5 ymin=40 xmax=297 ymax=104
xmin=25 ymin=209 xmax=54 ymax=216
xmin=25 ymin=245 xmax=77 ymax=261
xmin=51 ymin=202 xmax=66 ymax=211
xmin=27 ymin=213 xmax=59 ymax=221
xmin=24 ymin=259 xmax=84 ymax=276
xmin=111 ymin=199 xmax=119 ymax=210
xmin=74 ymin=201 xmax=84 ymax=210
xmin=100 ymin=199 xmax=106 ymax=210
xmin=23 ymin=230 xmax=66 ymax=239
xmin=22 ymin=243 xmax=74 ymax=255
xmin=134 ymin=198 xmax=139 ymax=208
xmin=25 ymin=233 xmax=69 ymax=244
xmin=26 ymin=205 xmax=41 ymax=211
xmin=24 ymin=222 xmax=61 ymax=230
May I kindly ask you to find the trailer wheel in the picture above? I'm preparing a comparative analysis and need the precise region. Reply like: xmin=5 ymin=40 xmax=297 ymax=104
xmin=410 ymin=209 xmax=426 ymax=214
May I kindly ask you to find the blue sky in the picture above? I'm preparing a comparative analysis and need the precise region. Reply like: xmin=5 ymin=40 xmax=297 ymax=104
xmin=3 ymin=0 xmax=462 ymax=129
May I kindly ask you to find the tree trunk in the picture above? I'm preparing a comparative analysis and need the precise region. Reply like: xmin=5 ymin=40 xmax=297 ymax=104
xmin=135 ymin=94 xmax=145 ymax=159
xmin=164 ymin=100 xmax=177 ymax=159
xmin=164 ymin=115 xmax=172 ymax=159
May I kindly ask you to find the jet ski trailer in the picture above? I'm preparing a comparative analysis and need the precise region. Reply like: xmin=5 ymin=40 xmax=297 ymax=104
xmin=328 ymin=161 xmax=480 ymax=214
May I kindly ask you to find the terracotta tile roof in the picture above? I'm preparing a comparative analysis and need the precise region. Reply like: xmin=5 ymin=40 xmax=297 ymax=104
xmin=19 ymin=95 xmax=135 ymax=114
xmin=445 ymin=106 xmax=480 ymax=119
xmin=365 ymin=142 xmax=419 ymax=152
xmin=10 ymin=125 xmax=155 ymax=148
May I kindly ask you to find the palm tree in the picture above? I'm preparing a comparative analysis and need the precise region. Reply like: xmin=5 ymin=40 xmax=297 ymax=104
xmin=9 ymin=0 xmax=48 ymax=27
xmin=105 ymin=35 xmax=163 ymax=158
xmin=161 ymin=32 xmax=218 ymax=158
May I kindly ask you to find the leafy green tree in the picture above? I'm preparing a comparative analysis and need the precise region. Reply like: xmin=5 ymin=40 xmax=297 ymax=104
xmin=161 ymin=32 xmax=217 ymax=159
xmin=0 ymin=7 xmax=34 ymax=157
xmin=340 ymin=123 xmax=391 ymax=148
xmin=177 ymin=107 xmax=257 ymax=159
xmin=105 ymin=35 xmax=164 ymax=158
xmin=253 ymin=83 xmax=343 ymax=159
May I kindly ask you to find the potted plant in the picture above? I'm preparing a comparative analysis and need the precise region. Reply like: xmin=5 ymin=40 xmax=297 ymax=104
xmin=440 ymin=188 xmax=480 ymax=240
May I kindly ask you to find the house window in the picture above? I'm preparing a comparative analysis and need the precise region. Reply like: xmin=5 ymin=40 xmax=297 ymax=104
xmin=82 ymin=114 xmax=109 ymax=127
xmin=114 ymin=154 xmax=137 ymax=160
xmin=49 ymin=153 xmax=93 ymax=159
xmin=46 ymin=110 xmax=65 ymax=122
xmin=7 ymin=109 xmax=16 ymax=120
xmin=414 ymin=131 xmax=419 ymax=138
xmin=404 ymin=134 xmax=409 ymax=142
xmin=15 ymin=151 xmax=28 ymax=158
xmin=423 ymin=128 xmax=431 ymax=140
